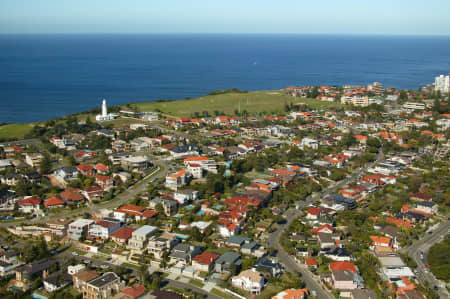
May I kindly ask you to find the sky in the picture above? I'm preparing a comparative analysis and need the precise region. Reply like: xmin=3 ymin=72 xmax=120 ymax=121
xmin=1 ymin=0 xmax=450 ymax=35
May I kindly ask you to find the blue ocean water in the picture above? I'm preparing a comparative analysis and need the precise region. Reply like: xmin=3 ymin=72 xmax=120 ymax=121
xmin=0 ymin=34 xmax=449 ymax=124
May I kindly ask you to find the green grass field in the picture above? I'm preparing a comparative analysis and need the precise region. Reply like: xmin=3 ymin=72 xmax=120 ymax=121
xmin=134 ymin=90 xmax=340 ymax=118
xmin=0 ymin=123 xmax=34 ymax=140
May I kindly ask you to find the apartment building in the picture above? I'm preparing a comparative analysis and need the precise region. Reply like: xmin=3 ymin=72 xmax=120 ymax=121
xmin=127 ymin=225 xmax=157 ymax=253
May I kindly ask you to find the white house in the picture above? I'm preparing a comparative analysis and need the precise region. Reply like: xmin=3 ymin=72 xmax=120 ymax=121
xmin=173 ymin=189 xmax=199 ymax=205
xmin=232 ymin=269 xmax=265 ymax=295
xmin=300 ymin=138 xmax=319 ymax=150
xmin=88 ymin=218 xmax=121 ymax=239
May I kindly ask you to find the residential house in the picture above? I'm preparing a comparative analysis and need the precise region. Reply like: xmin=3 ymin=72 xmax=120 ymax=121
xmin=215 ymin=251 xmax=242 ymax=273
xmin=83 ymin=272 xmax=122 ymax=299
xmin=173 ymin=189 xmax=199 ymax=205
xmin=231 ymin=269 xmax=265 ymax=295
xmin=147 ymin=231 xmax=179 ymax=260
xmin=324 ymin=247 xmax=353 ymax=261
xmin=165 ymin=170 xmax=191 ymax=191
xmin=68 ymin=219 xmax=95 ymax=240
xmin=253 ymin=256 xmax=283 ymax=278
xmin=89 ymin=218 xmax=121 ymax=239
xmin=272 ymin=289 xmax=308 ymax=299
xmin=168 ymin=243 xmax=202 ymax=266
xmin=127 ymin=225 xmax=157 ymax=253
xmin=110 ymin=227 xmax=136 ymax=246
xmin=25 ymin=153 xmax=43 ymax=169
xmin=43 ymin=272 xmax=72 ymax=293
xmin=10 ymin=259 xmax=57 ymax=291
xmin=17 ymin=196 xmax=41 ymax=214
xmin=121 ymin=156 xmax=150 ymax=172
xmin=331 ymin=270 xmax=364 ymax=290
xmin=192 ymin=252 xmax=220 ymax=273
xmin=96 ymin=175 xmax=114 ymax=190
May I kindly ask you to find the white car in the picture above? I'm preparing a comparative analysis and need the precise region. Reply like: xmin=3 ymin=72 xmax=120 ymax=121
xmin=72 ymin=252 xmax=79 ymax=256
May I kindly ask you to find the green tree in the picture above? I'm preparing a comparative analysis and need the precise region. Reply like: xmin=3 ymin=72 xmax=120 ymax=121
xmin=40 ymin=153 xmax=52 ymax=174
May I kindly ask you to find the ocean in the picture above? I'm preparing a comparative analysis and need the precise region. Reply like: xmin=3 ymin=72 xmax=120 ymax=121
xmin=1 ymin=34 xmax=449 ymax=124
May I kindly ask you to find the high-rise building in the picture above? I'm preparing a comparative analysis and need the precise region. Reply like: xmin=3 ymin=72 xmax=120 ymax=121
xmin=434 ymin=74 xmax=450 ymax=93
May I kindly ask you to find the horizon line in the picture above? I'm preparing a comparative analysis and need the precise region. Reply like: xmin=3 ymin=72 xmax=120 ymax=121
xmin=1 ymin=32 xmax=450 ymax=37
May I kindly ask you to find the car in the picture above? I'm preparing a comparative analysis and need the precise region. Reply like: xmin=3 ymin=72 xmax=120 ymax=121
xmin=83 ymin=260 xmax=91 ymax=264
xmin=433 ymin=286 xmax=439 ymax=291
xmin=100 ymin=264 xmax=110 ymax=269
xmin=72 ymin=252 xmax=79 ymax=256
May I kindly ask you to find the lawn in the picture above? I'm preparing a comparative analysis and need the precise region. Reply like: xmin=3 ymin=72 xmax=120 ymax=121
xmin=189 ymin=279 xmax=205 ymax=288
xmin=0 ymin=123 xmax=34 ymax=140
xmin=211 ymin=288 xmax=234 ymax=299
xmin=134 ymin=90 xmax=340 ymax=118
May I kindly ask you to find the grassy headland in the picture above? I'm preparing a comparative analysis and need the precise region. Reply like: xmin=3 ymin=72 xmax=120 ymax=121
xmin=134 ymin=90 xmax=340 ymax=118
xmin=0 ymin=123 xmax=34 ymax=141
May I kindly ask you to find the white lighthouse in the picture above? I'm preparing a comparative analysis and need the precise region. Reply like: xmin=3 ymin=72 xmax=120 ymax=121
xmin=96 ymin=98 xmax=115 ymax=122
xmin=101 ymin=99 xmax=107 ymax=117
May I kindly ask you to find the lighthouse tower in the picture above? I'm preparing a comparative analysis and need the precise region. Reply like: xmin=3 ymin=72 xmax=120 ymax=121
xmin=102 ymin=99 xmax=107 ymax=117
xmin=96 ymin=98 xmax=115 ymax=122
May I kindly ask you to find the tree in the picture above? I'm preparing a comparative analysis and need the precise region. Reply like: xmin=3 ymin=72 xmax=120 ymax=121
xmin=366 ymin=138 xmax=381 ymax=149
xmin=341 ymin=133 xmax=357 ymax=148
xmin=150 ymin=273 xmax=161 ymax=290
xmin=40 ymin=153 xmax=52 ymax=174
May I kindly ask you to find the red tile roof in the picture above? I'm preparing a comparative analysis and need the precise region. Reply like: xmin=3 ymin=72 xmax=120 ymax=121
xmin=18 ymin=196 xmax=41 ymax=206
xmin=168 ymin=170 xmax=188 ymax=178
xmin=306 ymin=259 xmax=318 ymax=266
xmin=307 ymin=207 xmax=322 ymax=216
xmin=193 ymin=252 xmax=220 ymax=265
xmin=121 ymin=285 xmax=147 ymax=298
xmin=142 ymin=210 xmax=158 ymax=218
xmin=329 ymin=261 xmax=358 ymax=274
xmin=95 ymin=163 xmax=109 ymax=172
xmin=44 ymin=196 xmax=64 ymax=207
xmin=60 ymin=190 xmax=84 ymax=202
xmin=184 ymin=156 xmax=209 ymax=162
xmin=110 ymin=227 xmax=136 ymax=240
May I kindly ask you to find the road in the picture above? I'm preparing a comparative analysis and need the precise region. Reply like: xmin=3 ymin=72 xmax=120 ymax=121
xmin=266 ymin=148 xmax=384 ymax=298
xmin=403 ymin=220 xmax=450 ymax=298
xmin=0 ymin=159 xmax=169 ymax=228
xmin=267 ymin=207 xmax=334 ymax=299
xmin=59 ymin=250 xmax=221 ymax=299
